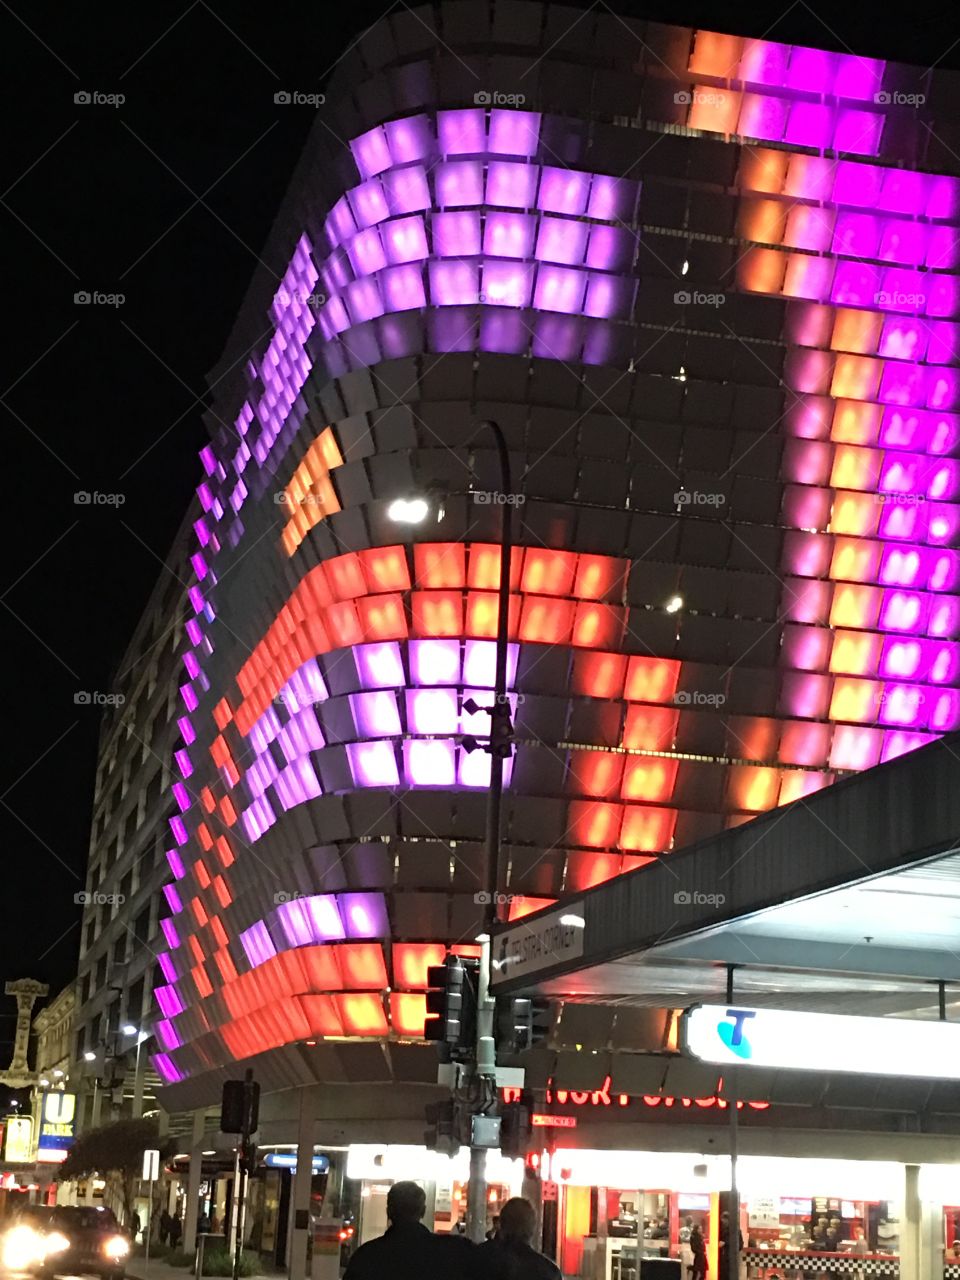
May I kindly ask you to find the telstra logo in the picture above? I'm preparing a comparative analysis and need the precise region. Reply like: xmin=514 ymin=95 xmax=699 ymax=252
xmin=717 ymin=1008 xmax=757 ymax=1059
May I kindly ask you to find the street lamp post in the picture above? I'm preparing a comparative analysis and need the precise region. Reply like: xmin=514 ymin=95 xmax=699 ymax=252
xmin=122 ymin=1026 xmax=148 ymax=1119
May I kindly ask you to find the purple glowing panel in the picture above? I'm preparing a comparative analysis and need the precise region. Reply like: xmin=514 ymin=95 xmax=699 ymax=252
xmin=482 ymin=259 xmax=534 ymax=307
xmin=462 ymin=639 xmax=520 ymax=688
xmin=928 ymin=371 xmax=960 ymax=414
xmin=584 ymin=273 xmax=635 ymax=320
xmin=240 ymin=921 xmax=276 ymax=968
xmin=739 ymin=38 xmax=791 ymax=85
xmin=833 ymin=108 xmax=883 ymax=157
xmin=429 ymin=260 xmax=481 ymax=306
xmin=881 ymin=731 xmax=936 ymax=762
xmin=535 ymin=216 xmax=588 ymax=265
xmin=488 ymin=109 xmax=541 ymax=158
xmin=880 ymin=639 xmax=925 ymax=680
xmin=878 ymin=220 xmax=926 ymax=266
xmin=410 ymin=638 xmax=461 ymax=685
xmin=381 ymin=263 xmax=426 ymax=312
xmin=171 ymin=782 xmax=191 ymax=814
xmin=304 ymin=895 xmax=347 ymax=941
xmin=459 ymin=746 xmax=515 ymax=789
xmin=434 ymin=160 xmax=484 ymax=207
xmin=385 ymin=114 xmax=433 ymax=164
xmin=155 ymin=985 xmax=185 ymax=1019
xmin=152 ymin=1053 xmax=185 ymax=1085
xmin=284 ymin=659 xmax=328 ymax=713
xmin=835 ymin=54 xmax=885 ymax=101
xmin=340 ymin=892 xmax=389 ymax=939
xmin=356 ymin=642 xmax=405 ymax=689
xmin=786 ymin=46 xmax=836 ymax=93
xmin=879 ymin=319 xmax=928 ymax=362
xmin=879 ymin=591 xmax=928 ymax=633
xmin=383 ymin=166 xmax=431 ymax=216
xmin=586 ymin=225 xmax=635 ymax=272
xmin=737 ymin=92 xmax=788 ymax=142
xmin=174 ymin=748 xmax=193 ymax=778
xmin=932 ymin=690 xmax=960 ymax=733
xmin=437 ymin=108 xmax=487 ymax=155
xmin=185 ymin=618 xmax=202 ymax=646
xmin=163 ymin=883 xmax=183 ymax=914
xmin=277 ymin=897 xmax=337 ymax=947
xmin=833 ymin=162 xmax=884 ymax=209
xmin=348 ymin=228 xmax=387 ymax=276
xmin=177 ymin=716 xmax=195 ymax=746
xmin=160 ymin=917 xmax=180 ymax=949
xmin=382 ymin=215 xmax=429 ymax=264
xmin=587 ymin=175 xmax=637 ymax=222
xmin=877 ymin=170 xmax=924 ymax=215
xmin=830 ymin=261 xmax=881 ymax=307
xmin=486 ymin=161 xmax=538 ymax=209
xmin=927 ymin=175 xmax=960 ymax=219
xmin=878 ymin=685 xmax=927 ymax=729
xmin=432 ymin=210 xmax=482 ymax=257
xmin=154 ymin=1020 xmax=181 ymax=1052
xmin=351 ymin=126 xmax=391 ymax=179
xmin=533 ymin=313 xmax=583 ymax=361
xmin=783 ymin=102 xmax=834 ymax=149
xmin=926 ymin=325 xmax=960 ymax=365
xmin=404 ymin=738 xmax=457 ymax=786
xmin=879 ymin=364 xmax=926 ymax=408
xmin=480 ymin=310 xmax=528 ymax=355
xmin=483 ymin=210 xmax=537 ymax=259
xmin=347 ymin=740 xmax=400 ymax=787
xmin=348 ymin=179 xmax=389 ymax=229
xmin=537 ymin=166 xmax=590 ymax=216
xmin=534 ymin=264 xmax=587 ymax=315
xmin=350 ymin=690 xmax=401 ymax=737
xmin=925 ymin=276 xmax=960 ymax=319
xmin=832 ymin=213 xmax=880 ymax=259
xmin=406 ymin=687 xmax=459 ymax=734
xmin=344 ymin=278 xmax=385 ymax=324
xmin=169 ymin=815 xmax=189 ymax=847
xmin=927 ymin=227 xmax=960 ymax=271
xmin=157 ymin=953 xmax=178 ymax=984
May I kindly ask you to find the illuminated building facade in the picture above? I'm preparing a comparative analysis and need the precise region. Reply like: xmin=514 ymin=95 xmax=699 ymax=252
xmin=154 ymin=4 xmax=960 ymax=1104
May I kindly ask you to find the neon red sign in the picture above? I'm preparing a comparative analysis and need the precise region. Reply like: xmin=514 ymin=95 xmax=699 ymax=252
xmin=502 ymin=1075 xmax=770 ymax=1113
xmin=532 ymin=1115 xmax=578 ymax=1128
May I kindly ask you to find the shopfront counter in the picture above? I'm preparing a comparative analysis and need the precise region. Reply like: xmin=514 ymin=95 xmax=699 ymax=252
xmin=744 ymin=1249 xmax=898 ymax=1280
xmin=581 ymin=1237 xmax=683 ymax=1280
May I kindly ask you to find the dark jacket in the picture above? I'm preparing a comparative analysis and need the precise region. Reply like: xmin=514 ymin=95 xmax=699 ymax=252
xmin=473 ymin=1238 xmax=563 ymax=1279
xmin=344 ymin=1221 xmax=476 ymax=1280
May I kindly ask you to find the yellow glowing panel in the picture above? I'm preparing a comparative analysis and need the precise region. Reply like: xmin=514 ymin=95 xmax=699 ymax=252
xmin=830 ymin=309 xmax=883 ymax=355
xmin=830 ymin=537 xmax=880 ymax=583
xmin=830 ymin=491 xmax=879 ymax=537
xmin=281 ymin=427 xmax=345 ymax=555
xmin=830 ymin=584 xmax=882 ymax=629
xmin=830 ymin=354 xmax=882 ymax=401
xmin=830 ymin=446 xmax=881 ymax=492
xmin=829 ymin=678 xmax=882 ymax=724
xmin=829 ymin=630 xmax=882 ymax=676
xmin=831 ymin=399 xmax=883 ymax=445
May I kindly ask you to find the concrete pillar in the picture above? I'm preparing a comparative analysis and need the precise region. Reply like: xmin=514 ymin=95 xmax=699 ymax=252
xmin=423 ymin=1181 xmax=437 ymax=1232
xmin=921 ymin=1192 xmax=941 ymax=1280
xmin=903 ymin=1165 xmax=922 ymax=1280
xmin=183 ymin=1110 xmax=207 ymax=1254
xmin=288 ymin=1090 xmax=316 ymax=1280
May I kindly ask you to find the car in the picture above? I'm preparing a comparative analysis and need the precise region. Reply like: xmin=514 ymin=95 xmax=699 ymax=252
xmin=2 ymin=1207 xmax=54 ymax=1272
xmin=35 ymin=1206 xmax=130 ymax=1280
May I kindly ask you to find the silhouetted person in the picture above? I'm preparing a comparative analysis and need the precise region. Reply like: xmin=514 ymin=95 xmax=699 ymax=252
xmin=691 ymin=1223 xmax=708 ymax=1280
xmin=159 ymin=1210 xmax=172 ymax=1245
xmin=473 ymin=1197 xmax=561 ymax=1279
xmin=344 ymin=1181 xmax=475 ymax=1280
xmin=169 ymin=1213 xmax=182 ymax=1248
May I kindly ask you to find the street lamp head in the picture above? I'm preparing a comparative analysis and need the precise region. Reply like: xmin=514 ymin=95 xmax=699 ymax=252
xmin=665 ymin=594 xmax=684 ymax=614
xmin=52 ymin=1069 xmax=64 ymax=1078
xmin=387 ymin=497 xmax=430 ymax=525
xmin=83 ymin=1051 xmax=97 ymax=1062
xmin=121 ymin=1024 xmax=138 ymax=1037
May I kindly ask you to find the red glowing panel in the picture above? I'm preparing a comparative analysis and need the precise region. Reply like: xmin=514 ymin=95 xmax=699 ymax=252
xmin=219 ymin=796 xmax=238 ymax=826
xmin=569 ymin=750 xmax=625 ymax=799
xmin=569 ymin=801 xmax=623 ymax=848
xmin=621 ymin=854 xmax=656 ymax=873
xmin=571 ymin=651 xmax=627 ymax=699
xmin=574 ymin=555 xmax=626 ymax=601
xmin=301 ymin=994 xmax=345 ymax=1037
xmin=728 ymin=716 xmax=778 ymax=761
xmin=194 ymin=859 xmax=212 ymax=889
xmin=210 ymin=736 xmax=230 ymax=768
xmin=619 ymin=806 xmax=676 ymax=852
xmin=519 ymin=596 xmax=575 ymax=644
xmin=412 ymin=591 xmax=463 ymax=637
xmin=414 ymin=543 xmax=466 ymax=589
xmin=337 ymin=994 xmax=389 ymax=1036
xmin=191 ymin=897 xmax=209 ymax=926
xmin=508 ymin=897 xmax=556 ymax=921
xmin=325 ymin=601 xmax=364 ymax=647
xmin=326 ymin=553 xmax=366 ymax=599
xmin=566 ymin=852 xmax=622 ymax=891
xmin=521 ymin=549 xmax=577 ymax=597
xmin=622 ymin=705 xmax=678 ymax=751
xmin=451 ymin=944 xmax=483 ymax=959
xmin=393 ymin=943 xmax=447 ymax=989
xmin=210 ymin=917 xmax=229 ymax=948
xmin=197 ymin=824 xmax=213 ymax=852
xmin=359 ymin=545 xmax=411 ymax=592
xmin=193 ymin=965 xmax=213 ymax=998
xmin=358 ymin=593 xmax=408 ymax=640
xmin=215 ymin=836 xmax=235 ymax=867
xmin=572 ymin=602 xmax=623 ymax=649
xmin=778 ymin=721 xmax=832 ymax=767
xmin=215 ymin=950 xmax=238 ymax=983
xmin=390 ymin=993 xmax=427 ymax=1037
xmin=624 ymin=656 xmax=681 ymax=703
xmin=189 ymin=936 xmax=205 ymax=965
xmin=200 ymin=787 xmax=216 ymax=814
xmin=621 ymin=757 xmax=679 ymax=803
xmin=337 ymin=943 xmax=389 ymax=990
xmin=468 ymin=543 xmax=522 ymax=590
xmin=213 ymin=876 xmax=232 ymax=908
xmin=298 ymin=946 xmax=344 ymax=993
xmin=213 ymin=698 xmax=233 ymax=730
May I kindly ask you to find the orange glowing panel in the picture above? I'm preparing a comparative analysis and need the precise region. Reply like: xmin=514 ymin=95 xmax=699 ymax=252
xmin=521 ymin=549 xmax=577 ymax=596
xmin=358 ymin=593 xmax=408 ymax=640
xmin=465 ymin=591 xmax=498 ymax=638
xmin=830 ymin=584 xmax=882 ymax=629
xmin=197 ymin=824 xmax=213 ymax=852
xmin=736 ymin=198 xmax=788 ymax=245
xmin=830 ymin=310 xmax=883 ymax=355
xmin=518 ymin=596 xmax=575 ymax=644
xmin=566 ymin=852 xmax=622 ymax=891
xmin=212 ymin=876 xmax=232 ymax=908
xmin=727 ymin=716 xmax=779 ymax=761
xmin=327 ymin=553 xmax=366 ymax=600
xmin=360 ymin=546 xmax=411 ymax=593
xmin=189 ymin=936 xmax=205 ymax=965
xmin=779 ymin=771 xmax=832 ymax=804
xmin=200 ymin=787 xmax=216 ymax=814
xmin=299 ymin=946 xmax=344 ymax=993
xmin=622 ymin=705 xmax=679 ymax=751
xmin=337 ymin=994 xmax=389 ymax=1036
xmin=215 ymin=950 xmax=238 ymax=983
xmin=830 ymin=446 xmax=881 ymax=492
xmin=393 ymin=943 xmax=447 ymax=989
xmin=325 ymin=601 xmax=364 ymax=647
xmin=777 ymin=721 xmax=832 ymax=767
xmin=621 ymin=756 xmax=679 ymax=803
xmin=219 ymin=796 xmax=238 ymax=826
xmin=829 ymin=631 xmax=882 ymax=676
xmin=830 ymin=355 xmax=882 ymax=401
xmin=688 ymin=85 xmax=742 ymax=133
xmin=574 ymin=554 xmax=626 ymax=601
xmin=414 ymin=543 xmax=466 ymax=589
xmin=688 ymin=30 xmax=743 ymax=75
xmin=572 ymin=602 xmax=623 ymax=649
xmin=624 ymin=656 xmax=681 ymax=703
xmin=830 ymin=491 xmax=880 ymax=537
xmin=508 ymin=897 xmax=555 ymax=921
xmin=728 ymin=766 xmax=781 ymax=812
xmin=194 ymin=859 xmax=212 ymax=889
xmin=569 ymin=750 xmax=625 ymax=800
xmin=830 ymin=537 xmax=881 ymax=584
xmin=210 ymin=917 xmax=229 ymax=949
xmin=215 ymin=836 xmax=235 ymax=867
xmin=468 ymin=543 xmax=522 ymax=590
xmin=213 ymin=698 xmax=233 ymax=730
xmin=191 ymin=897 xmax=209 ymax=926
xmin=390 ymin=992 xmax=427 ymax=1037
xmin=739 ymin=147 xmax=788 ymax=194
xmin=193 ymin=965 xmax=213 ymax=998
xmin=412 ymin=590 xmax=463 ymax=637
xmin=831 ymin=399 xmax=883 ymax=445
xmin=568 ymin=800 xmax=623 ymax=848
xmin=619 ymin=805 xmax=676 ymax=852
xmin=571 ymin=650 xmax=627 ymax=699
xmin=301 ymin=994 xmax=345 ymax=1037
xmin=737 ymin=247 xmax=786 ymax=295
xmin=336 ymin=943 xmax=389 ymax=990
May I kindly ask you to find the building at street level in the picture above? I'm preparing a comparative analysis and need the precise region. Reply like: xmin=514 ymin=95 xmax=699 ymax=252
xmin=79 ymin=1 xmax=960 ymax=1273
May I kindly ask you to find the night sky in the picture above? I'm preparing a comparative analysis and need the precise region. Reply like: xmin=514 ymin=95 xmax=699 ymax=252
xmin=1 ymin=0 xmax=958 ymax=1053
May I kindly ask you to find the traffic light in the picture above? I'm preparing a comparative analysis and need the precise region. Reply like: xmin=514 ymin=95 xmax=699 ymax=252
xmin=495 ymin=996 xmax=554 ymax=1057
xmin=424 ymin=1099 xmax=460 ymax=1157
xmin=424 ymin=956 xmax=479 ymax=1060
xmin=500 ymin=1089 xmax=534 ymax=1160
xmin=220 ymin=1076 xmax=260 ymax=1134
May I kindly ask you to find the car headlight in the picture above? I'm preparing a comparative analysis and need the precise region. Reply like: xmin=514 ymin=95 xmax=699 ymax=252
xmin=43 ymin=1232 xmax=71 ymax=1256
xmin=3 ymin=1226 xmax=41 ymax=1270
xmin=103 ymin=1236 xmax=130 ymax=1260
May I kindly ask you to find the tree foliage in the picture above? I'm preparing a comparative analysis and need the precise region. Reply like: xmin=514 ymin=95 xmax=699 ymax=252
xmin=57 ymin=1119 xmax=175 ymax=1229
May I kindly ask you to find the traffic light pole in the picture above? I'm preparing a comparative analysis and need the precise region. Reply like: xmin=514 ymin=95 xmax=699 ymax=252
xmin=465 ymin=421 xmax=514 ymax=1244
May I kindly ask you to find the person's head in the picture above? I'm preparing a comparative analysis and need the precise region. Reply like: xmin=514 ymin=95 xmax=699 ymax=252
xmin=498 ymin=1198 xmax=537 ymax=1247
xmin=721 ymin=1212 xmax=729 ymax=1225
xmin=951 ymin=1240 xmax=960 ymax=1256
xmin=854 ymin=1228 xmax=864 ymax=1240
xmin=386 ymin=1182 xmax=426 ymax=1226
xmin=686 ymin=1217 xmax=693 ymax=1227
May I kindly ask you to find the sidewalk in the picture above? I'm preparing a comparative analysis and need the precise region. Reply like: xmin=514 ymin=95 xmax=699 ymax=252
xmin=127 ymin=1259 xmax=274 ymax=1280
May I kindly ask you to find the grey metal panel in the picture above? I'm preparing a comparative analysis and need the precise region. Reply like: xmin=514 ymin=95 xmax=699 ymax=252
xmin=553 ymin=1051 xmax=612 ymax=1090
xmin=555 ymin=1004 xmax=616 ymax=1049
xmin=610 ymin=1055 xmax=670 ymax=1096
xmin=660 ymin=1058 xmax=724 ymax=1097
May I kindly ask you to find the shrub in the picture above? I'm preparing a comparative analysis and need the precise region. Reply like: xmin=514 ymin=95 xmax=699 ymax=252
xmin=164 ymin=1249 xmax=195 ymax=1268
xmin=200 ymin=1247 xmax=259 ymax=1276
